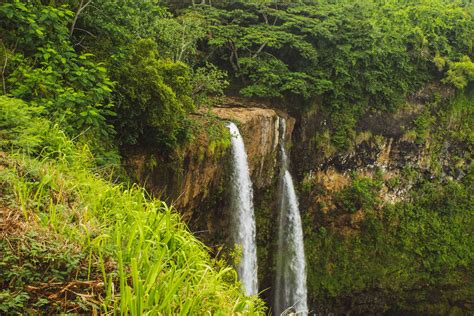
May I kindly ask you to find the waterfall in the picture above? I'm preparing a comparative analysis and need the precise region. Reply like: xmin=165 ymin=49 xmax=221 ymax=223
xmin=275 ymin=118 xmax=308 ymax=315
xmin=227 ymin=122 xmax=258 ymax=296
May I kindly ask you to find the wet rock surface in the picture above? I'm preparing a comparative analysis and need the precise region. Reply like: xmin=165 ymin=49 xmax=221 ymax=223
xmin=124 ymin=103 xmax=294 ymax=247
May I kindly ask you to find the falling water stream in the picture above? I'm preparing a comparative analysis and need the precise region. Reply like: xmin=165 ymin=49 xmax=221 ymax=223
xmin=227 ymin=122 xmax=258 ymax=296
xmin=274 ymin=118 xmax=308 ymax=315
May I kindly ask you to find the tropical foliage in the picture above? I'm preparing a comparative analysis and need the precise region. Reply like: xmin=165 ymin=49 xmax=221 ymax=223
xmin=0 ymin=95 xmax=265 ymax=314
xmin=0 ymin=0 xmax=473 ymax=313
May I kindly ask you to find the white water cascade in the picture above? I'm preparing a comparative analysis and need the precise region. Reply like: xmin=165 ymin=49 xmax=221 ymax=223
xmin=227 ymin=122 xmax=258 ymax=296
xmin=274 ymin=118 xmax=308 ymax=315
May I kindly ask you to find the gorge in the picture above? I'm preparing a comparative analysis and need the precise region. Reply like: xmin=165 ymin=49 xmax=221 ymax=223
xmin=125 ymin=105 xmax=310 ymax=312
xmin=1 ymin=0 xmax=472 ymax=314
xmin=124 ymin=90 xmax=473 ymax=315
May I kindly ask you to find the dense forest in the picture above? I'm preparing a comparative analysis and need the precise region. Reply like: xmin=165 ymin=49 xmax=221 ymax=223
xmin=1 ymin=0 xmax=473 ymax=314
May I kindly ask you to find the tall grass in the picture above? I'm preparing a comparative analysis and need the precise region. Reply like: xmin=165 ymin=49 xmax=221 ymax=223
xmin=0 ymin=96 xmax=265 ymax=314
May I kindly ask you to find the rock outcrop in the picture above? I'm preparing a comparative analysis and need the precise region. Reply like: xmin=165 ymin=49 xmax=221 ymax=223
xmin=124 ymin=103 xmax=294 ymax=245
xmin=212 ymin=107 xmax=294 ymax=189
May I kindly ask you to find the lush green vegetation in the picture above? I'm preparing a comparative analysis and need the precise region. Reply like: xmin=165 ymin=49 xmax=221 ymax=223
xmin=304 ymin=170 xmax=473 ymax=314
xmin=1 ymin=0 xmax=472 ymax=152
xmin=188 ymin=0 xmax=473 ymax=148
xmin=1 ymin=0 xmax=473 ymax=314
xmin=0 ymin=0 xmax=228 ymax=157
xmin=301 ymin=91 xmax=474 ymax=314
xmin=0 ymin=96 xmax=264 ymax=313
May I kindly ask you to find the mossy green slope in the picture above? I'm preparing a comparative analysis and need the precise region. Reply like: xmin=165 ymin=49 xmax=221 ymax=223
xmin=0 ymin=95 xmax=265 ymax=314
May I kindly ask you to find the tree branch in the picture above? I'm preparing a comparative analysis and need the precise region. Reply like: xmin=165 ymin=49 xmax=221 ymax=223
xmin=74 ymin=27 xmax=96 ymax=38
xmin=262 ymin=11 xmax=269 ymax=24
xmin=228 ymin=41 xmax=241 ymax=73
xmin=251 ymin=8 xmax=278 ymax=59
xmin=70 ymin=0 xmax=93 ymax=37
xmin=1 ymin=41 xmax=8 ymax=95
xmin=252 ymin=42 xmax=267 ymax=59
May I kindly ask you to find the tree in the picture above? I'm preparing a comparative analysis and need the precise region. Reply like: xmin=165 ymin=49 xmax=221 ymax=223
xmin=155 ymin=11 xmax=207 ymax=64
xmin=111 ymin=39 xmax=194 ymax=151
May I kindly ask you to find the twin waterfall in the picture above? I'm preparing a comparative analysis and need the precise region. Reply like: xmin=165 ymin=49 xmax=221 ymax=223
xmin=274 ymin=118 xmax=308 ymax=315
xmin=227 ymin=119 xmax=308 ymax=314
xmin=227 ymin=122 xmax=258 ymax=296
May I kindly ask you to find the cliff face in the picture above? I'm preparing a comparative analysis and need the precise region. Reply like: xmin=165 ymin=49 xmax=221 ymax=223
xmin=124 ymin=104 xmax=294 ymax=245
xmin=212 ymin=107 xmax=294 ymax=189
xmin=124 ymin=88 xmax=472 ymax=315
xmin=289 ymin=87 xmax=472 ymax=315
xmin=294 ymin=97 xmax=469 ymax=221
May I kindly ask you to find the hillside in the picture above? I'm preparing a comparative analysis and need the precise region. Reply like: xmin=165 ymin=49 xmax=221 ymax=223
xmin=0 ymin=96 xmax=264 ymax=314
